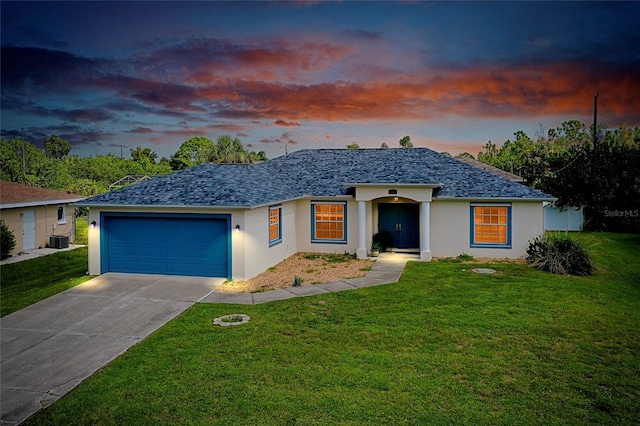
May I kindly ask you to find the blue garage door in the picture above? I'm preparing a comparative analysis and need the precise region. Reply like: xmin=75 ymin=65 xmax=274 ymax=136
xmin=102 ymin=214 xmax=230 ymax=278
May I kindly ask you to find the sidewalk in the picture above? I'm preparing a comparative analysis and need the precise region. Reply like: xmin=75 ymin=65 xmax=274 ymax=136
xmin=0 ymin=245 xmax=86 ymax=266
xmin=200 ymin=252 xmax=415 ymax=304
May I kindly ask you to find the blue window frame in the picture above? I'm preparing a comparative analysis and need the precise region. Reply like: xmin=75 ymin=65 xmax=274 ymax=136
xmin=470 ymin=203 xmax=512 ymax=249
xmin=269 ymin=205 xmax=282 ymax=247
xmin=311 ymin=201 xmax=347 ymax=244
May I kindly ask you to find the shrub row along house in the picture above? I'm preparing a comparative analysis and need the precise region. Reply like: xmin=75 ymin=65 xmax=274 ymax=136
xmin=78 ymin=148 xmax=554 ymax=280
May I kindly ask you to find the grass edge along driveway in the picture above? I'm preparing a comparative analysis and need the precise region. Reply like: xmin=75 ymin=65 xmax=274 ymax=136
xmin=0 ymin=247 xmax=91 ymax=317
xmin=23 ymin=233 xmax=640 ymax=425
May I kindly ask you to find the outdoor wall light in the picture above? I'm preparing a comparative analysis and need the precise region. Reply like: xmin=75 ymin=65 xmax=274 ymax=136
xmin=393 ymin=196 xmax=399 ymax=202
xmin=91 ymin=220 xmax=97 ymax=228
xmin=235 ymin=224 xmax=241 ymax=231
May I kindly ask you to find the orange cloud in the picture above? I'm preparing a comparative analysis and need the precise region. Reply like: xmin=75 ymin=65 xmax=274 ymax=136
xmin=196 ymin=61 xmax=638 ymax=124
xmin=182 ymin=38 xmax=354 ymax=84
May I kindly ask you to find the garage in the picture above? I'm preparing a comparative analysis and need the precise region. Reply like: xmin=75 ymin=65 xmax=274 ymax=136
xmin=101 ymin=213 xmax=230 ymax=278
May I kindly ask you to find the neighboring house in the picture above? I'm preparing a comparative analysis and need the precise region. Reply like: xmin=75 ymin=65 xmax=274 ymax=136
xmin=78 ymin=148 xmax=554 ymax=280
xmin=0 ymin=181 xmax=85 ymax=254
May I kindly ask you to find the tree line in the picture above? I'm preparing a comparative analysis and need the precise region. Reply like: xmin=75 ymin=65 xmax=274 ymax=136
xmin=0 ymin=135 xmax=267 ymax=196
xmin=474 ymin=120 xmax=640 ymax=232
xmin=3 ymin=124 xmax=639 ymax=232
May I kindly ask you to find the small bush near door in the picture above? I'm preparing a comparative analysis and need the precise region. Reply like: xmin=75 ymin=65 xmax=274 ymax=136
xmin=372 ymin=231 xmax=393 ymax=252
xmin=526 ymin=233 xmax=593 ymax=276
xmin=1 ymin=218 xmax=16 ymax=259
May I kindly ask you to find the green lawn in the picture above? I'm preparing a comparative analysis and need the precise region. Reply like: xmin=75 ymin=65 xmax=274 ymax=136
xmin=75 ymin=216 xmax=88 ymax=245
xmin=24 ymin=233 xmax=640 ymax=425
xmin=0 ymin=247 xmax=91 ymax=317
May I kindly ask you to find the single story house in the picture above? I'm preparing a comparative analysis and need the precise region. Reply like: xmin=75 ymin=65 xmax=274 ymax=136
xmin=78 ymin=148 xmax=554 ymax=280
xmin=0 ymin=181 xmax=85 ymax=254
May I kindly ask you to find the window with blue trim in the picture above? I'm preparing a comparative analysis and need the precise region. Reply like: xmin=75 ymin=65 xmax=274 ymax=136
xmin=470 ymin=204 xmax=512 ymax=248
xmin=269 ymin=205 xmax=282 ymax=246
xmin=311 ymin=202 xmax=347 ymax=243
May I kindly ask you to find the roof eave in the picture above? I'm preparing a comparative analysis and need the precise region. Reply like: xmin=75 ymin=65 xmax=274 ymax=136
xmin=73 ymin=202 xmax=249 ymax=210
xmin=2 ymin=198 xmax=86 ymax=209
xmin=344 ymin=182 xmax=444 ymax=188
xmin=434 ymin=196 xmax=557 ymax=202
xmin=77 ymin=193 xmax=357 ymax=211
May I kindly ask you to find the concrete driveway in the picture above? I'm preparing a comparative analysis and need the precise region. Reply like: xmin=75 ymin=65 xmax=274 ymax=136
xmin=0 ymin=273 xmax=224 ymax=426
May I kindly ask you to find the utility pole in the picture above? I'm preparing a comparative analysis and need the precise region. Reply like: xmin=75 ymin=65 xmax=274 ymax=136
xmin=593 ymin=92 xmax=599 ymax=152
xmin=590 ymin=92 xmax=599 ymax=210
xmin=114 ymin=144 xmax=126 ymax=159
xmin=21 ymin=127 xmax=26 ymax=184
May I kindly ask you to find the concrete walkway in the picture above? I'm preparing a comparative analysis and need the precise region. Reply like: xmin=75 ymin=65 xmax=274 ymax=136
xmin=0 ymin=253 xmax=413 ymax=425
xmin=200 ymin=252 xmax=414 ymax=304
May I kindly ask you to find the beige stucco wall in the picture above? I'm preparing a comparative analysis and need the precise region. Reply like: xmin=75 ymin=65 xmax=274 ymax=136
xmin=355 ymin=186 xmax=433 ymax=202
xmin=238 ymin=202 xmax=298 ymax=281
xmin=1 ymin=204 xmax=76 ymax=254
xmin=85 ymin=198 xmax=545 ymax=280
xmin=430 ymin=200 xmax=544 ymax=258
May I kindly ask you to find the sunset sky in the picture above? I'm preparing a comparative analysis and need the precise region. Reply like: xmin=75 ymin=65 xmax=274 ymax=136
xmin=2 ymin=1 xmax=639 ymax=160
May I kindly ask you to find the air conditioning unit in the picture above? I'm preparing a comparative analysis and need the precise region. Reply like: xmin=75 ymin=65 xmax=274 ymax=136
xmin=50 ymin=235 xmax=70 ymax=249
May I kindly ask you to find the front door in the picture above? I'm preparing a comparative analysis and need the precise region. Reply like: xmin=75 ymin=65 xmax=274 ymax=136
xmin=378 ymin=203 xmax=419 ymax=249
xmin=23 ymin=209 xmax=36 ymax=250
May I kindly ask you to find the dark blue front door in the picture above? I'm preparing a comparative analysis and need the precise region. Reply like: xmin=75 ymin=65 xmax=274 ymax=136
xmin=378 ymin=203 xmax=419 ymax=249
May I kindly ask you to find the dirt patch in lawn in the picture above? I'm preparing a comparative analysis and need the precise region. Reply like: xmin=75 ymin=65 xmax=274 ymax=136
xmin=217 ymin=252 xmax=374 ymax=293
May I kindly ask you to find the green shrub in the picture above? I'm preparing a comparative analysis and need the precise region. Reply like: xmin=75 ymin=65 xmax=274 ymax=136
xmin=344 ymin=251 xmax=358 ymax=260
xmin=372 ymin=231 xmax=393 ymax=252
xmin=293 ymin=276 xmax=303 ymax=287
xmin=324 ymin=254 xmax=350 ymax=263
xmin=526 ymin=233 xmax=593 ymax=276
xmin=1 ymin=218 xmax=16 ymax=260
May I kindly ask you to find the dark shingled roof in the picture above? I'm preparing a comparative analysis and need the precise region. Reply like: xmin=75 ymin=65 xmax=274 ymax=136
xmin=454 ymin=156 xmax=525 ymax=183
xmin=79 ymin=148 xmax=553 ymax=208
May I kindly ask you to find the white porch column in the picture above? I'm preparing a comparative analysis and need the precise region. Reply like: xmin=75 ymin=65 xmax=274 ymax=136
xmin=420 ymin=201 xmax=432 ymax=261
xmin=356 ymin=200 xmax=368 ymax=259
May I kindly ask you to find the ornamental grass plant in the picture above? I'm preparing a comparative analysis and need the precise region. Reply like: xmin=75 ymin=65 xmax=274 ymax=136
xmin=527 ymin=233 xmax=593 ymax=276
